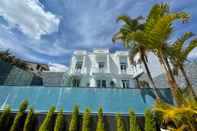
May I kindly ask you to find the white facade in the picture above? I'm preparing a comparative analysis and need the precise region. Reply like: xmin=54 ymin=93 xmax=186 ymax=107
xmin=67 ymin=49 xmax=143 ymax=88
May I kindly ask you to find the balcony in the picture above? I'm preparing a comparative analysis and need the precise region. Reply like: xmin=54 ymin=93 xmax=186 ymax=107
xmin=91 ymin=67 xmax=109 ymax=74
xmin=119 ymin=68 xmax=133 ymax=75
xmin=70 ymin=68 xmax=87 ymax=75
xmin=132 ymin=65 xmax=144 ymax=78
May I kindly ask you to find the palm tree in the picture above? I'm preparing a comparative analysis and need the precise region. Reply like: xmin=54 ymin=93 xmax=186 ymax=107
xmin=112 ymin=16 xmax=160 ymax=99
xmin=115 ymin=3 xmax=190 ymax=105
xmin=168 ymin=32 xmax=197 ymax=98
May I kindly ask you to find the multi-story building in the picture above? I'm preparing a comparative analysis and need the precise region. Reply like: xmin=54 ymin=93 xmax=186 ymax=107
xmin=67 ymin=49 xmax=143 ymax=88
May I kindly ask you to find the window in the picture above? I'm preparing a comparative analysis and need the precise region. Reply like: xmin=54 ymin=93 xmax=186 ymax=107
xmin=120 ymin=62 xmax=127 ymax=71
xmin=75 ymin=61 xmax=83 ymax=70
xmin=98 ymin=62 xmax=105 ymax=69
xmin=122 ymin=80 xmax=129 ymax=88
xmin=96 ymin=80 xmax=106 ymax=88
xmin=72 ymin=79 xmax=80 ymax=87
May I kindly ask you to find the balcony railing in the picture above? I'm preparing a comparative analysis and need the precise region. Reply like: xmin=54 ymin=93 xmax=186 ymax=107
xmin=70 ymin=68 xmax=87 ymax=75
xmin=132 ymin=67 xmax=144 ymax=78
xmin=119 ymin=68 xmax=133 ymax=75
xmin=91 ymin=67 xmax=109 ymax=74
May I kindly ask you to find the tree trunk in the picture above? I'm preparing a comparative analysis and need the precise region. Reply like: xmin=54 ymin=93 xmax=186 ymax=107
xmin=158 ymin=52 xmax=183 ymax=105
xmin=141 ymin=55 xmax=160 ymax=99
xmin=180 ymin=65 xmax=197 ymax=99
xmin=135 ymin=77 xmax=141 ymax=88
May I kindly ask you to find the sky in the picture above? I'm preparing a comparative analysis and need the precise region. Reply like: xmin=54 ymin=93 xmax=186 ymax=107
xmin=0 ymin=0 xmax=197 ymax=74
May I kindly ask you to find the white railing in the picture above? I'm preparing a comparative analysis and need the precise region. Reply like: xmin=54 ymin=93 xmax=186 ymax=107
xmin=70 ymin=68 xmax=87 ymax=75
xmin=132 ymin=67 xmax=144 ymax=78
xmin=119 ymin=68 xmax=133 ymax=75
xmin=91 ymin=67 xmax=109 ymax=74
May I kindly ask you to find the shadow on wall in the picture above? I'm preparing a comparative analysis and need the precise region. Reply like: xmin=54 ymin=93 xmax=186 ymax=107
xmin=140 ymin=88 xmax=174 ymax=104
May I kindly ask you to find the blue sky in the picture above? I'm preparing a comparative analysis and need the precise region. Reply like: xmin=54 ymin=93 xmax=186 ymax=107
xmin=0 ymin=0 xmax=197 ymax=72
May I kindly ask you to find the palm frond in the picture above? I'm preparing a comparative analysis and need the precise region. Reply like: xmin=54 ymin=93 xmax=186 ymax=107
xmin=173 ymin=32 xmax=195 ymax=51
xmin=117 ymin=15 xmax=144 ymax=31
xmin=145 ymin=3 xmax=169 ymax=34
xmin=147 ymin=12 xmax=190 ymax=49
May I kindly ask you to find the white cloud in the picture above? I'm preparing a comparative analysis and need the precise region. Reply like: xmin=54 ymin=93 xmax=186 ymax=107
xmin=27 ymin=39 xmax=71 ymax=56
xmin=188 ymin=48 xmax=197 ymax=59
xmin=49 ymin=63 xmax=68 ymax=72
xmin=0 ymin=0 xmax=60 ymax=39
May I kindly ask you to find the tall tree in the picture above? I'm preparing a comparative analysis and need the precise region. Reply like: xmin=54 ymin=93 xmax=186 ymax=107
xmin=112 ymin=16 xmax=160 ymax=99
xmin=168 ymin=32 xmax=197 ymax=99
xmin=143 ymin=3 xmax=189 ymax=104
xmin=114 ymin=3 xmax=190 ymax=105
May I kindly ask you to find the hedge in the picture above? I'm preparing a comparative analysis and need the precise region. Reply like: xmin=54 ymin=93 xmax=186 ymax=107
xmin=54 ymin=109 xmax=65 ymax=131
xmin=129 ymin=109 xmax=141 ymax=131
xmin=116 ymin=113 xmax=126 ymax=131
xmin=144 ymin=109 xmax=156 ymax=131
xmin=82 ymin=108 xmax=91 ymax=131
xmin=23 ymin=107 xmax=35 ymax=131
xmin=39 ymin=106 xmax=56 ymax=131
xmin=10 ymin=100 xmax=28 ymax=131
xmin=96 ymin=107 xmax=105 ymax=131
xmin=69 ymin=105 xmax=79 ymax=131
xmin=0 ymin=106 xmax=11 ymax=130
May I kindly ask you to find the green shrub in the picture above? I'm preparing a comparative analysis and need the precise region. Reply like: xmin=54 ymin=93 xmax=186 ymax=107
xmin=54 ymin=109 xmax=65 ymax=131
xmin=96 ymin=107 xmax=105 ymax=131
xmin=19 ymin=100 xmax=28 ymax=112
xmin=69 ymin=105 xmax=79 ymax=131
xmin=144 ymin=109 xmax=156 ymax=131
xmin=129 ymin=109 xmax=141 ymax=131
xmin=116 ymin=113 xmax=125 ymax=131
xmin=0 ymin=106 xmax=11 ymax=130
xmin=10 ymin=100 xmax=29 ymax=131
xmin=23 ymin=107 xmax=35 ymax=131
xmin=82 ymin=108 xmax=91 ymax=131
xmin=39 ymin=106 xmax=56 ymax=131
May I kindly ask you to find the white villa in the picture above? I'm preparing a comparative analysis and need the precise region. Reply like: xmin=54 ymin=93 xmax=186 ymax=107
xmin=67 ymin=49 xmax=144 ymax=88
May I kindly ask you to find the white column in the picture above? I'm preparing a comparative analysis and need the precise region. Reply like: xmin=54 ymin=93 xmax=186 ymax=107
xmin=107 ymin=54 xmax=110 ymax=73
xmin=82 ymin=55 xmax=86 ymax=74
xmin=127 ymin=56 xmax=130 ymax=74
xmin=70 ymin=56 xmax=76 ymax=74
xmin=90 ymin=78 xmax=96 ymax=87
xmin=118 ymin=56 xmax=121 ymax=74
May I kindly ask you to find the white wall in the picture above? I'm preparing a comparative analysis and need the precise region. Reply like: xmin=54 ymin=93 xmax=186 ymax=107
xmin=68 ymin=49 xmax=143 ymax=88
